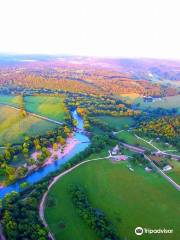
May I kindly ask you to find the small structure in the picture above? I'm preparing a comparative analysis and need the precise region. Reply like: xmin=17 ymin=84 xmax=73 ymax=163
xmin=163 ymin=165 xmax=172 ymax=172
xmin=112 ymin=155 xmax=128 ymax=161
xmin=145 ymin=166 xmax=152 ymax=172
xmin=143 ymin=96 xmax=153 ymax=102
xmin=111 ymin=145 xmax=120 ymax=155
xmin=153 ymin=151 xmax=163 ymax=157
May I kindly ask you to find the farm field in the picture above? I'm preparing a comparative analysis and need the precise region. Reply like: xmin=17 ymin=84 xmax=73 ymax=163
xmin=0 ymin=105 xmax=58 ymax=145
xmin=134 ymin=95 xmax=180 ymax=113
xmin=116 ymin=131 xmax=154 ymax=150
xmin=24 ymin=95 xmax=66 ymax=121
xmin=45 ymin=159 xmax=180 ymax=240
xmin=0 ymin=94 xmax=23 ymax=108
xmin=94 ymin=115 xmax=135 ymax=130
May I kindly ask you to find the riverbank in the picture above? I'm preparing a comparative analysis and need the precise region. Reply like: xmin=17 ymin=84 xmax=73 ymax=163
xmin=0 ymin=109 xmax=90 ymax=199
xmin=31 ymin=136 xmax=80 ymax=167
xmin=0 ymin=136 xmax=80 ymax=189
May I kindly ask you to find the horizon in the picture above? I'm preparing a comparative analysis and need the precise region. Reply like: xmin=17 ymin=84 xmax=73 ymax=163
xmin=1 ymin=53 xmax=180 ymax=62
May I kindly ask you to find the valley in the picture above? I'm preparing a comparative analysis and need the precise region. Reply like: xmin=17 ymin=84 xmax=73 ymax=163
xmin=0 ymin=56 xmax=179 ymax=240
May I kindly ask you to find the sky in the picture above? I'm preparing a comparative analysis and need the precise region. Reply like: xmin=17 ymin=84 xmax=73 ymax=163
xmin=0 ymin=0 xmax=180 ymax=59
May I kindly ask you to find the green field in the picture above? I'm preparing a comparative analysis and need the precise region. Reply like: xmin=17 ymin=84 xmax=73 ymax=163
xmin=167 ymin=160 xmax=180 ymax=185
xmin=95 ymin=115 xmax=135 ymax=130
xmin=0 ymin=94 xmax=23 ymax=108
xmin=0 ymin=105 xmax=58 ymax=145
xmin=24 ymin=95 xmax=66 ymax=121
xmin=45 ymin=159 xmax=180 ymax=240
xmin=116 ymin=131 xmax=154 ymax=150
xmin=134 ymin=95 xmax=180 ymax=113
xmin=147 ymin=139 xmax=178 ymax=153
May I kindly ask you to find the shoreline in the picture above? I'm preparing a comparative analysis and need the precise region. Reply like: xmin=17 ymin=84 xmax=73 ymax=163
xmin=31 ymin=136 xmax=79 ymax=167
xmin=43 ymin=136 xmax=79 ymax=166
xmin=0 ymin=135 xmax=80 ymax=189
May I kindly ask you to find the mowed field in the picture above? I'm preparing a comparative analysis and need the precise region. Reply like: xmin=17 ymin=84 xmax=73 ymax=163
xmin=94 ymin=115 xmax=135 ymax=130
xmin=0 ymin=94 xmax=23 ymax=108
xmin=0 ymin=105 xmax=58 ymax=145
xmin=45 ymin=159 xmax=180 ymax=240
xmin=116 ymin=131 xmax=155 ymax=150
xmin=24 ymin=95 xmax=66 ymax=121
xmin=134 ymin=95 xmax=180 ymax=113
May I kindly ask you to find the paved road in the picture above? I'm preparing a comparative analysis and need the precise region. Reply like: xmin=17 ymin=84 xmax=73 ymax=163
xmin=39 ymin=156 xmax=110 ymax=240
xmin=144 ymin=154 xmax=180 ymax=191
xmin=0 ymin=103 xmax=64 ymax=125
xmin=113 ymin=130 xmax=124 ymax=135
xmin=135 ymin=134 xmax=180 ymax=159
xmin=135 ymin=134 xmax=159 ymax=151
xmin=120 ymin=142 xmax=146 ymax=154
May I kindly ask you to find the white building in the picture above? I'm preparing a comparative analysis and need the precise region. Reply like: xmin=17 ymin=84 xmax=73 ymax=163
xmin=145 ymin=166 xmax=152 ymax=172
xmin=111 ymin=145 xmax=120 ymax=155
xmin=163 ymin=165 xmax=172 ymax=172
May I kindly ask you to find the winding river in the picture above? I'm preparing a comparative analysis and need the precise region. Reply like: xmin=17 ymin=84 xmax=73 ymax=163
xmin=0 ymin=109 xmax=90 ymax=199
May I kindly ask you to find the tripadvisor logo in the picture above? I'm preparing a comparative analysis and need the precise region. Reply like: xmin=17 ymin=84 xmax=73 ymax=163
xmin=135 ymin=227 xmax=143 ymax=236
xmin=135 ymin=226 xmax=173 ymax=236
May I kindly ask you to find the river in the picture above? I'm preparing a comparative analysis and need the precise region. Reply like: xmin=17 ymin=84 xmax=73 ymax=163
xmin=0 ymin=109 xmax=90 ymax=199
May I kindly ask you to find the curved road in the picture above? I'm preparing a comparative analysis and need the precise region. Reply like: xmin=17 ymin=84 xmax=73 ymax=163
xmin=39 ymin=156 xmax=110 ymax=240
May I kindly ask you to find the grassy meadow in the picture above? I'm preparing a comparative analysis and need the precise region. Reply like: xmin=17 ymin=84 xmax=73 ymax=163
xmin=0 ymin=94 xmax=23 ymax=108
xmin=95 ymin=115 xmax=135 ymax=130
xmin=116 ymin=131 xmax=154 ymax=150
xmin=0 ymin=105 xmax=58 ymax=145
xmin=45 ymin=159 xmax=180 ymax=240
xmin=24 ymin=95 xmax=66 ymax=121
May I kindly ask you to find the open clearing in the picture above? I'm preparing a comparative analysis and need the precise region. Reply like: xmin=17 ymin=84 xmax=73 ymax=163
xmin=24 ymin=95 xmax=66 ymax=121
xmin=134 ymin=95 xmax=180 ymax=113
xmin=116 ymin=131 xmax=154 ymax=150
xmin=0 ymin=105 xmax=58 ymax=145
xmin=45 ymin=159 xmax=180 ymax=240
xmin=94 ymin=115 xmax=135 ymax=130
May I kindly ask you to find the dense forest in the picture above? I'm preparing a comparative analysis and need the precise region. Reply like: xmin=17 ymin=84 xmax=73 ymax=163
xmin=135 ymin=116 xmax=180 ymax=148
xmin=0 ymin=59 xmax=177 ymax=97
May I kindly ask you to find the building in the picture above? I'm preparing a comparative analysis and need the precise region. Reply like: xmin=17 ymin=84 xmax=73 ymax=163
xmin=143 ymin=96 xmax=153 ymax=102
xmin=163 ymin=165 xmax=172 ymax=172
xmin=111 ymin=155 xmax=128 ymax=161
xmin=111 ymin=145 xmax=120 ymax=155
xmin=145 ymin=166 xmax=152 ymax=172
